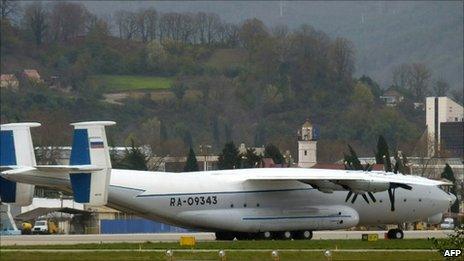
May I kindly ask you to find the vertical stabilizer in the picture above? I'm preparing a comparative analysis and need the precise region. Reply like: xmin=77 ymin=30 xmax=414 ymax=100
xmin=69 ymin=121 xmax=115 ymax=206
xmin=0 ymin=122 xmax=41 ymax=206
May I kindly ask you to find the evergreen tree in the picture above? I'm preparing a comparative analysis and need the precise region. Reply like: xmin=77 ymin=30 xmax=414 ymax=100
xmin=114 ymin=139 xmax=148 ymax=170
xmin=240 ymin=148 xmax=262 ymax=168
xmin=344 ymin=144 xmax=364 ymax=170
xmin=264 ymin=144 xmax=284 ymax=165
xmin=441 ymin=164 xmax=459 ymax=213
xmin=375 ymin=135 xmax=392 ymax=172
xmin=183 ymin=147 xmax=199 ymax=172
xmin=218 ymin=142 xmax=240 ymax=169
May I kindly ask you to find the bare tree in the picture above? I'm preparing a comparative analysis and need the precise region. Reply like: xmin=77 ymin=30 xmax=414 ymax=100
xmin=392 ymin=63 xmax=412 ymax=88
xmin=114 ymin=10 xmax=137 ymax=40
xmin=23 ymin=2 xmax=48 ymax=46
xmin=408 ymin=63 xmax=431 ymax=101
xmin=135 ymin=8 xmax=158 ymax=42
xmin=328 ymin=37 xmax=355 ymax=81
xmin=432 ymin=78 xmax=449 ymax=97
xmin=1 ymin=0 xmax=19 ymax=20
xmin=49 ymin=2 xmax=90 ymax=42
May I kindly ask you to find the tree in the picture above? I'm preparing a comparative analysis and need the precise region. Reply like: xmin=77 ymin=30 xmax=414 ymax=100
xmin=114 ymin=139 xmax=148 ymax=170
xmin=183 ymin=147 xmax=199 ymax=172
xmin=239 ymin=18 xmax=269 ymax=53
xmin=408 ymin=63 xmax=431 ymax=101
xmin=23 ymin=2 xmax=48 ymax=46
xmin=1 ymin=0 xmax=19 ymax=20
xmin=328 ymin=37 xmax=355 ymax=82
xmin=432 ymin=78 xmax=450 ymax=97
xmin=441 ymin=164 xmax=459 ymax=213
xmin=344 ymin=144 xmax=364 ymax=170
xmin=264 ymin=144 xmax=284 ymax=165
xmin=171 ymin=81 xmax=187 ymax=101
xmin=240 ymin=148 xmax=262 ymax=168
xmin=218 ymin=142 xmax=240 ymax=169
xmin=49 ymin=2 xmax=90 ymax=42
xmin=375 ymin=135 xmax=392 ymax=172
xmin=392 ymin=63 xmax=412 ymax=89
xmin=114 ymin=10 xmax=137 ymax=40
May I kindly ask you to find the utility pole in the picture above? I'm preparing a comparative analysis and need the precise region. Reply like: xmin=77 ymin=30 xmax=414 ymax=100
xmin=199 ymin=145 xmax=212 ymax=171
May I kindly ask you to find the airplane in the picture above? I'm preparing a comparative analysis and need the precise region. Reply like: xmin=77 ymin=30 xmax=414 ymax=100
xmin=0 ymin=121 xmax=456 ymax=240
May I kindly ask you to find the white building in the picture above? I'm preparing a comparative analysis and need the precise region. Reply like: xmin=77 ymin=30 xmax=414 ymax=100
xmin=426 ymin=97 xmax=464 ymax=156
xmin=298 ymin=120 xmax=318 ymax=168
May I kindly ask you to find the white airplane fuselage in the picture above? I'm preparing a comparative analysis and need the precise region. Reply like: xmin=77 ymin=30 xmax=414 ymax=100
xmin=20 ymin=168 xmax=453 ymax=233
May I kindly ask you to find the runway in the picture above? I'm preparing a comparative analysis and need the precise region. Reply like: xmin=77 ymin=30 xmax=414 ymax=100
xmin=0 ymin=230 xmax=453 ymax=246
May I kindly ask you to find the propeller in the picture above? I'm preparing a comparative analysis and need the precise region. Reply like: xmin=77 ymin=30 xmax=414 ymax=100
xmin=344 ymin=189 xmax=377 ymax=204
xmin=386 ymin=183 xmax=413 ymax=211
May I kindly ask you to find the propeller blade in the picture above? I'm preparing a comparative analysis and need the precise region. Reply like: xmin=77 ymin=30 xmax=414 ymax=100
xmin=345 ymin=191 xmax=353 ymax=202
xmin=351 ymin=193 xmax=358 ymax=204
xmin=367 ymin=192 xmax=377 ymax=203
xmin=391 ymin=183 xmax=413 ymax=190
xmin=361 ymin=193 xmax=369 ymax=204
xmin=388 ymin=188 xmax=395 ymax=211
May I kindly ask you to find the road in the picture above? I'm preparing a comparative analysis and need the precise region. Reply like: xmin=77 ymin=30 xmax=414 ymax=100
xmin=0 ymin=230 xmax=453 ymax=246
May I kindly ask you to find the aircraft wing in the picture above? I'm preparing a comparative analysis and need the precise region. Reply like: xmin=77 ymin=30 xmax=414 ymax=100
xmin=246 ymin=170 xmax=448 ymax=186
xmin=243 ymin=168 xmax=449 ymax=193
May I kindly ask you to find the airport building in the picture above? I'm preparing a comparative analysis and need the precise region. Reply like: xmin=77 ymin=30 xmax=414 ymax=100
xmin=425 ymin=96 xmax=464 ymax=157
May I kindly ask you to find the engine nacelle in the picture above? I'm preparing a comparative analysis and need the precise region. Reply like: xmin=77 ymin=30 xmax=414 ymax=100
xmin=336 ymin=180 xmax=390 ymax=193
xmin=308 ymin=180 xmax=345 ymax=193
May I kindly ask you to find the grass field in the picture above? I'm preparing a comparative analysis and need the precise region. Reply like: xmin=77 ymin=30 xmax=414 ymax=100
xmin=0 ymin=239 xmax=437 ymax=250
xmin=1 ymin=239 xmax=445 ymax=260
xmin=0 ymin=250 xmax=443 ymax=261
xmin=94 ymin=75 xmax=173 ymax=92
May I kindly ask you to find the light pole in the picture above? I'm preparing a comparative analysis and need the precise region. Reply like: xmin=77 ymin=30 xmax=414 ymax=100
xmin=199 ymin=145 xmax=211 ymax=171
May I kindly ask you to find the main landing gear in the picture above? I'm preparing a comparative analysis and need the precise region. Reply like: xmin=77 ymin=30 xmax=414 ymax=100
xmin=215 ymin=230 xmax=313 ymax=241
xmin=386 ymin=228 xmax=404 ymax=239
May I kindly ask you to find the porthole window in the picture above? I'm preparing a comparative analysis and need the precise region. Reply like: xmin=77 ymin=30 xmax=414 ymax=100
xmin=243 ymin=204 xmax=247 ymax=208
xmin=379 ymin=200 xmax=383 ymax=203
xmin=403 ymin=199 xmax=407 ymax=202
xmin=230 ymin=204 xmax=234 ymax=208
xmin=419 ymin=199 xmax=422 ymax=202
xmin=256 ymin=203 xmax=260 ymax=207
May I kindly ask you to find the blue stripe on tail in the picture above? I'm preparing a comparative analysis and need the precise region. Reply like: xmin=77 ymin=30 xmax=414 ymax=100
xmin=70 ymin=173 xmax=91 ymax=203
xmin=0 ymin=130 xmax=17 ymax=202
xmin=69 ymin=129 xmax=91 ymax=203
xmin=70 ymin=129 xmax=90 ymax=165
xmin=1 ymin=130 xmax=16 ymax=166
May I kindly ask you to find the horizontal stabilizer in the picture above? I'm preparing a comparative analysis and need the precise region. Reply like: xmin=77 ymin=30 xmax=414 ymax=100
xmin=35 ymin=165 xmax=103 ymax=173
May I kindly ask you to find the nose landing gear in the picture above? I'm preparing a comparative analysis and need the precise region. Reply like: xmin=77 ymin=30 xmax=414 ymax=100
xmin=386 ymin=228 xmax=404 ymax=239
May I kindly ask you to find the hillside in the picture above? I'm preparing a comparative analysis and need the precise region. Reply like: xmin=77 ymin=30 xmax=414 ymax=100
xmin=81 ymin=1 xmax=463 ymax=89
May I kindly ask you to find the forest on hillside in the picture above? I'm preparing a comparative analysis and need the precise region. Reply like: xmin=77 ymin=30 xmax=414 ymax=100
xmin=0 ymin=1 xmax=460 ymax=162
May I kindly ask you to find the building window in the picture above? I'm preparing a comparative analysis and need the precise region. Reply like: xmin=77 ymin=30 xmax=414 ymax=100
xmin=304 ymin=150 xmax=307 ymax=156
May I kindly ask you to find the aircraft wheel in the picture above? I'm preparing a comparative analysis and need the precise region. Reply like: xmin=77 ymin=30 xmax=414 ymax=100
xmin=283 ymin=231 xmax=292 ymax=240
xmin=387 ymin=229 xmax=404 ymax=239
xmin=261 ymin=231 xmax=272 ymax=240
xmin=293 ymin=230 xmax=313 ymax=240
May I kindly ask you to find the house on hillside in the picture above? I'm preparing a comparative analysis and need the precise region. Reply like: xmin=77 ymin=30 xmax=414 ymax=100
xmin=380 ymin=88 xmax=404 ymax=107
xmin=22 ymin=69 xmax=43 ymax=83
xmin=0 ymin=74 xmax=19 ymax=90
